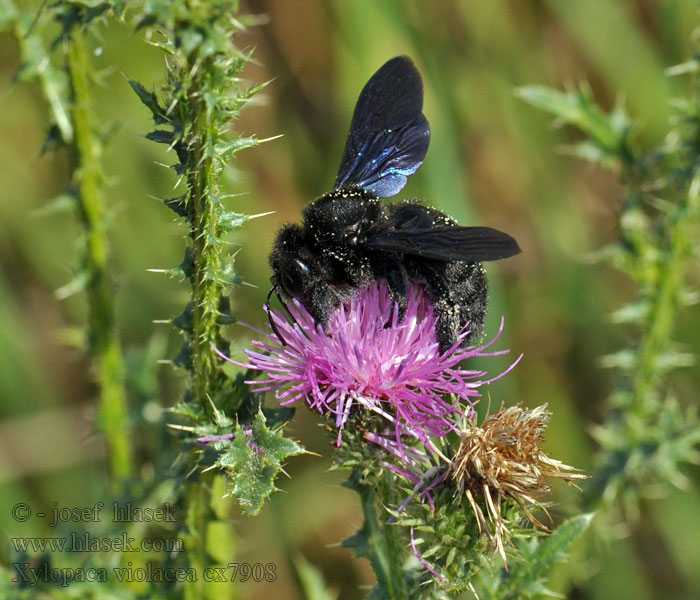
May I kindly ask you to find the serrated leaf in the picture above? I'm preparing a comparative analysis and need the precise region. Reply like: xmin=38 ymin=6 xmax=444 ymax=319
xmin=219 ymin=261 xmax=240 ymax=285
xmin=219 ymin=210 xmax=248 ymax=232
xmin=178 ymin=246 xmax=194 ymax=279
xmin=146 ymin=129 xmax=176 ymax=144
xmin=173 ymin=339 xmax=191 ymax=369
xmin=128 ymin=79 xmax=167 ymax=124
xmin=217 ymin=135 xmax=259 ymax=161
xmin=217 ymin=412 xmax=305 ymax=515
xmin=516 ymin=83 xmax=628 ymax=158
xmin=341 ymin=529 xmax=368 ymax=557
xmin=85 ymin=3 xmax=110 ymax=24
xmin=500 ymin=514 xmax=593 ymax=598
xmin=217 ymin=312 xmax=236 ymax=326
xmin=217 ymin=295 xmax=236 ymax=325
xmin=262 ymin=406 xmax=295 ymax=430
xmin=163 ymin=194 xmax=188 ymax=217
xmin=172 ymin=303 xmax=193 ymax=332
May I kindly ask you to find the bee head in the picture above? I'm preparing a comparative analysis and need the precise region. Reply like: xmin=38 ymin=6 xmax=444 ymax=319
xmin=269 ymin=224 xmax=322 ymax=304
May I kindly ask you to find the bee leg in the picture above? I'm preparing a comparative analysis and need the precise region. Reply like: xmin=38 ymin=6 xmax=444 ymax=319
xmin=384 ymin=267 xmax=408 ymax=324
xmin=408 ymin=261 xmax=464 ymax=354
xmin=309 ymin=281 xmax=343 ymax=330
xmin=420 ymin=261 xmax=489 ymax=353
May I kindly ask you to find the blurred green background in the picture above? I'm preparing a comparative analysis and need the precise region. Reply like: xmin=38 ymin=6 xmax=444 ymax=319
xmin=1 ymin=1 xmax=700 ymax=599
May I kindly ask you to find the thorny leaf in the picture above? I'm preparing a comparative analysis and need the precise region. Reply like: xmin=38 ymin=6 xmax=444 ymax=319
xmin=217 ymin=412 xmax=305 ymax=515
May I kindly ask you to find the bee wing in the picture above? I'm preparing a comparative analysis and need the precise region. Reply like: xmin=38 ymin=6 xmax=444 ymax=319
xmin=334 ymin=56 xmax=430 ymax=198
xmin=361 ymin=227 xmax=521 ymax=262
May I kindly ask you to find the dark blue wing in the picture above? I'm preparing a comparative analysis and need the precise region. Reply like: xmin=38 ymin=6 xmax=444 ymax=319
xmin=362 ymin=227 xmax=521 ymax=262
xmin=334 ymin=56 xmax=430 ymax=198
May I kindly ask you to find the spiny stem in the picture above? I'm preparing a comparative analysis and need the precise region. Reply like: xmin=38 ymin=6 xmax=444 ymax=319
xmin=631 ymin=174 xmax=700 ymax=412
xmin=66 ymin=26 xmax=132 ymax=486
xmin=183 ymin=478 xmax=210 ymax=600
xmin=352 ymin=471 xmax=408 ymax=599
xmin=187 ymin=63 xmax=222 ymax=418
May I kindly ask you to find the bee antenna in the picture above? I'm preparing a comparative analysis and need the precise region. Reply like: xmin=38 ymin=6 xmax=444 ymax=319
xmin=266 ymin=286 xmax=287 ymax=346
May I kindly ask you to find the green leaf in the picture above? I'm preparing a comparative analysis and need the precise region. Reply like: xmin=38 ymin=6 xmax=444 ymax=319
xmin=173 ymin=339 xmax=191 ymax=369
xmin=217 ymin=411 xmax=305 ymax=515
xmin=216 ymin=135 xmax=260 ymax=161
xmin=219 ymin=210 xmax=248 ymax=232
xmin=163 ymin=194 xmax=188 ymax=217
xmin=599 ymin=349 xmax=636 ymax=370
xmin=54 ymin=270 xmax=89 ymax=300
xmin=162 ymin=246 xmax=194 ymax=280
xmin=516 ymin=83 xmax=630 ymax=163
xmin=41 ymin=122 xmax=70 ymax=152
xmin=499 ymin=514 xmax=593 ymax=599
xmin=294 ymin=555 xmax=338 ymax=600
xmin=30 ymin=191 xmax=76 ymax=218
xmin=128 ymin=79 xmax=168 ymax=124
xmin=567 ymin=139 xmax=617 ymax=168
xmin=146 ymin=129 xmax=176 ymax=144
xmin=13 ymin=12 xmax=73 ymax=142
xmin=610 ymin=300 xmax=649 ymax=324
xmin=341 ymin=472 xmax=408 ymax=599
xmin=173 ymin=303 xmax=193 ymax=332
xmin=217 ymin=295 xmax=236 ymax=325
xmin=218 ymin=261 xmax=240 ymax=286
xmin=262 ymin=406 xmax=296 ymax=430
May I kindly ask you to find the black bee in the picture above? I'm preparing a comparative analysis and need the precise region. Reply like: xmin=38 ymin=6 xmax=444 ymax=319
xmin=269 ymin=56 xmax=520 ymax=353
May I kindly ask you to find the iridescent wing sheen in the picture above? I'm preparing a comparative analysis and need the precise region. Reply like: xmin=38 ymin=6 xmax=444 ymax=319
xmin=333 ymin=56 xmax=430 ymax=198
xmin=362 ymin=226 xmax=521 ymax=262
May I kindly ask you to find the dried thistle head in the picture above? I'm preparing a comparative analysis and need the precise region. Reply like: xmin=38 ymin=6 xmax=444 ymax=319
xmin=449 ymin=403 xmax=587 ymax=562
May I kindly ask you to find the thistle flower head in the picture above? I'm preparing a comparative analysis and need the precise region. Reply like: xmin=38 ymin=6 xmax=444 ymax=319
xmin=449 ymin=404 xmax=587 ymax=561
xmin=232 ymin=282 xmax=516 ymax=454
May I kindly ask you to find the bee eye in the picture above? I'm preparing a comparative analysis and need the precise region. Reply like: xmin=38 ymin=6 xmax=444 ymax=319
xmin=280 ymin=258 xmax=310 ymax=298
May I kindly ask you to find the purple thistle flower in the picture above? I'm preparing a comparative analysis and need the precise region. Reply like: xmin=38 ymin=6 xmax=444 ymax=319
xmin=219 ymin=281 xmax=519 ymax=454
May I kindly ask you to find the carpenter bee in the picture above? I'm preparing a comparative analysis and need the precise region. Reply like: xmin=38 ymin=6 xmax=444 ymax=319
xmin=269 ymin=56 xmax=520 ymax=353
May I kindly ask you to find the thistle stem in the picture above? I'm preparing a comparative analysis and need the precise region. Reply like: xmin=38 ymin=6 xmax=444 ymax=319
xmin=186 ymin=59 xmax=223 ymax=420
xmin=180 ymin=51 xmax=227 ymax=599
xmin=349 ymin=471 xmax=407 ymax=599
xmin=183 ymin=479 xmax=210 ymax=600
xmin=66 ymin=26 xmax=132 ymax=486
xmin=631 ymin=174 xmax=700 ymax=412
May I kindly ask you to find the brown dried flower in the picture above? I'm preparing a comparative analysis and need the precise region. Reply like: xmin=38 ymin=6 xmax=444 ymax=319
xmin=449 ymin=404 xmax=587 ymax=562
